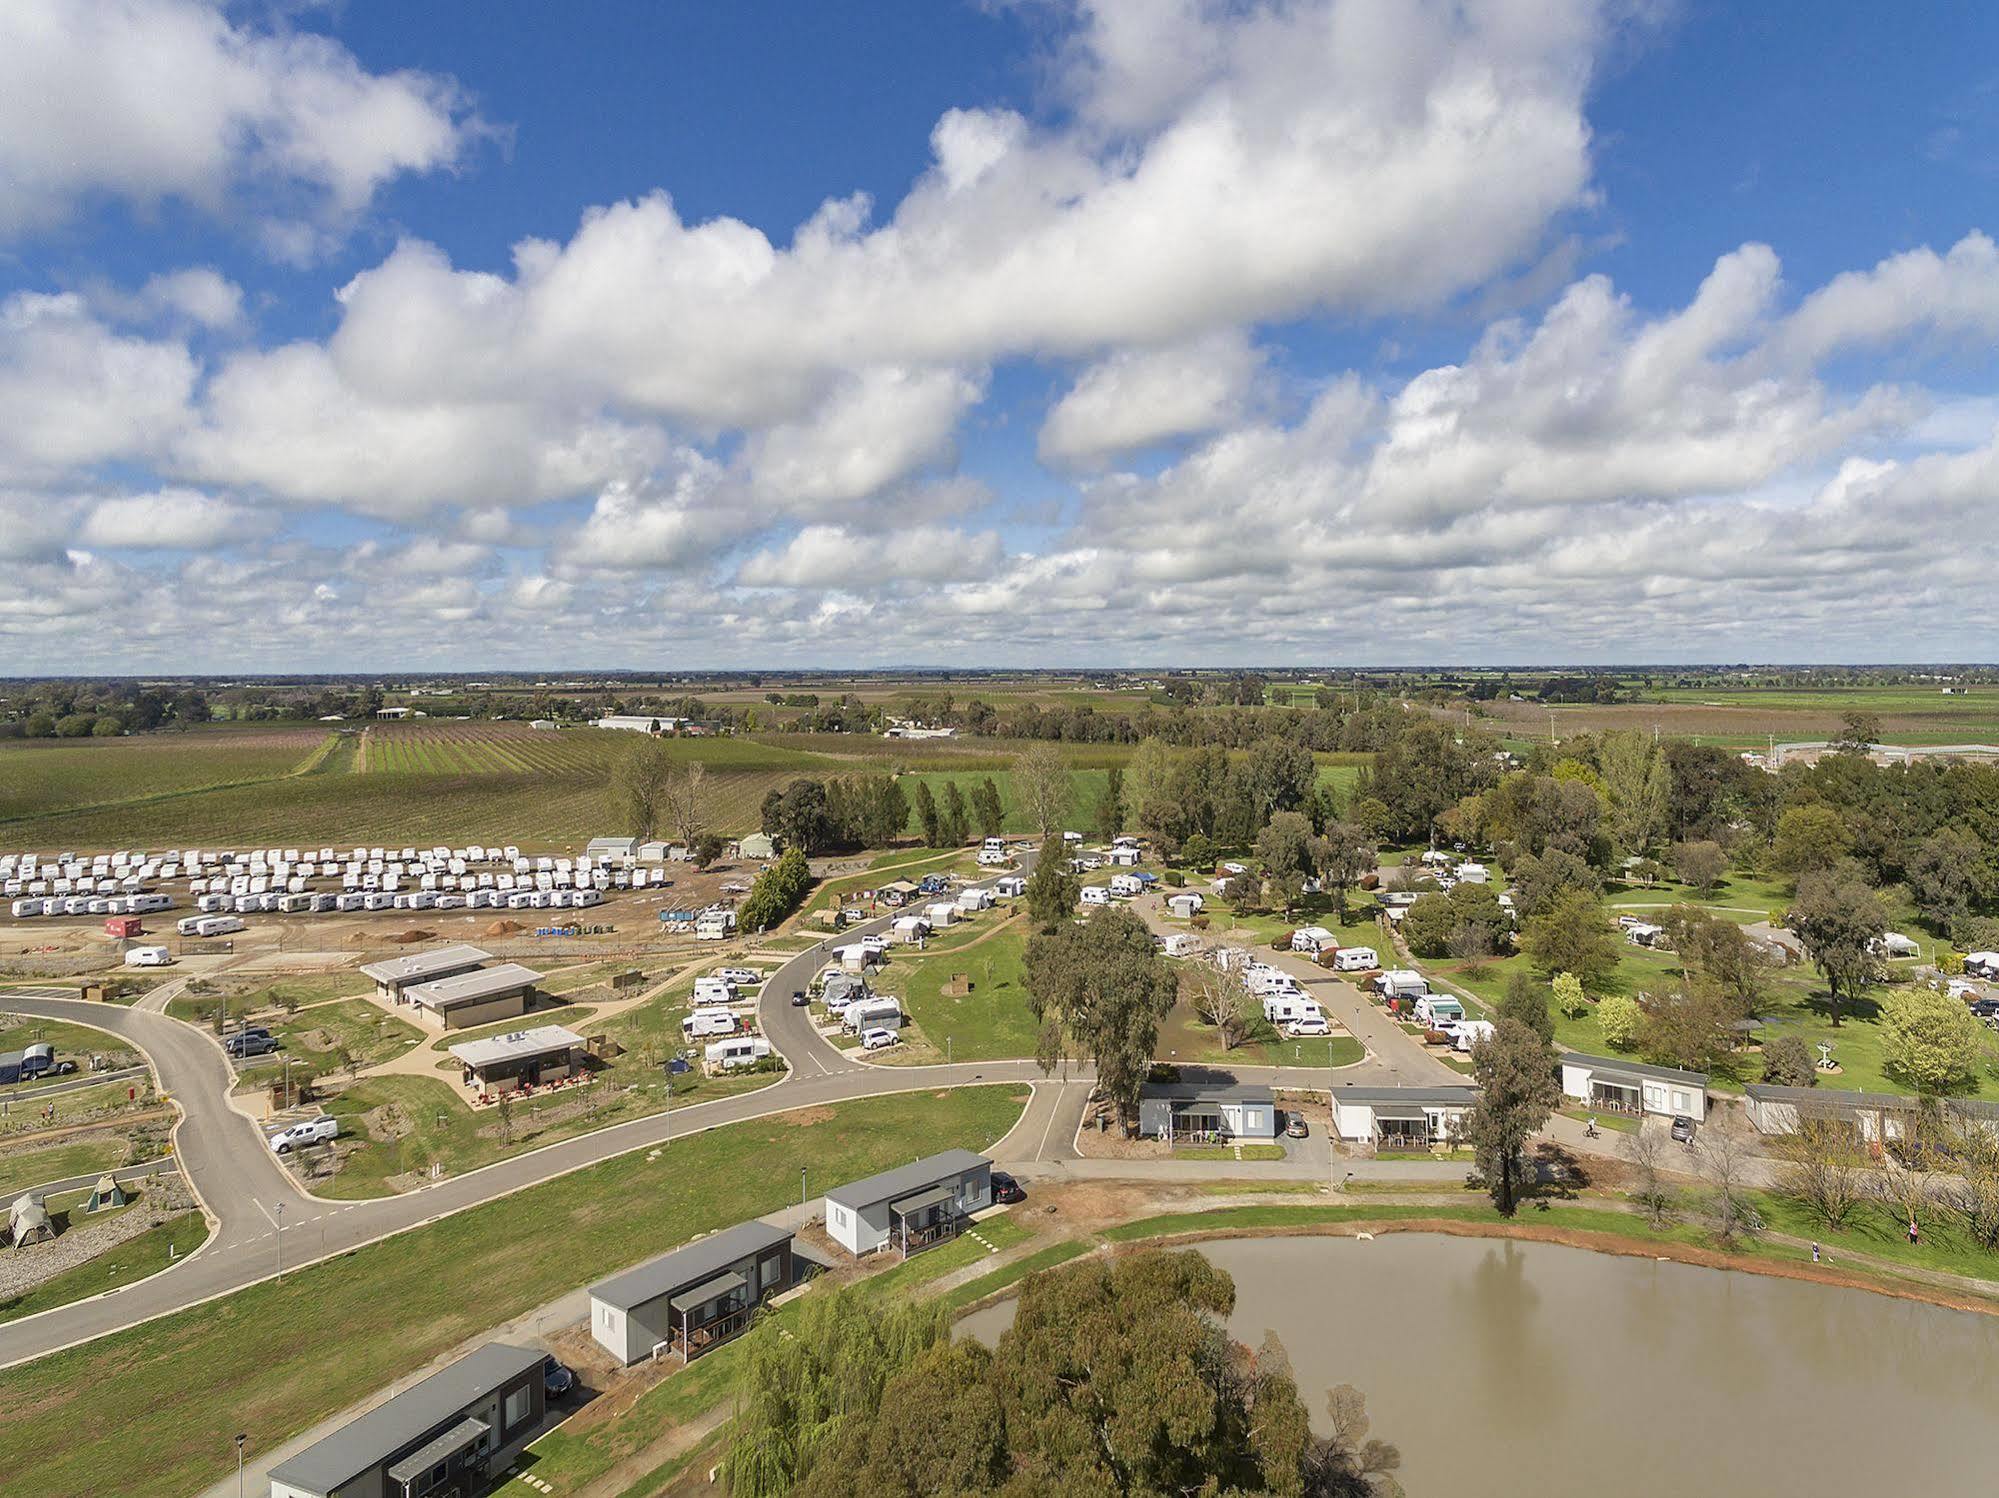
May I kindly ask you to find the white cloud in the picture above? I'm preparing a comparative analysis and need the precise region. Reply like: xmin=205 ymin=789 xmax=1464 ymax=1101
xmin=78 ymin=486 xmax=269 ymax=549
xmin=1039 ymin=331 xmax=1265 ymax=467
xmin=737 ymin=524 xmax=1005 ymax=587
xmin=1779 ymin=232 xmax=1999 ymax=363
xmin=98 ymin=268 xmax=247 ymax=332
xmin=745 ymin=366 xmax=986 ymax=508
xmin=0 ymin=0 xmax=480 ymax=252
xmin=0 ymin=292 xmax=196 ymax=480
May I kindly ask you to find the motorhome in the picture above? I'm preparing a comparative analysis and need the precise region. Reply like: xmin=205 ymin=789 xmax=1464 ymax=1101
xmin=1262 ymin=994 xmax=1323 ymax=1027
xmin=1079 ymin=885 xmax=1110 ymax=906
xmin=1290 ymin=927 xmax=1337 ymax=955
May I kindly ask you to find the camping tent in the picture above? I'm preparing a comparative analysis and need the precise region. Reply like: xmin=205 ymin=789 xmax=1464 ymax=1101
xmin=9 ymin=1192 xmax=52 ymax=1247
xmin=86 ymin=1174 xmax=129 ymax=1213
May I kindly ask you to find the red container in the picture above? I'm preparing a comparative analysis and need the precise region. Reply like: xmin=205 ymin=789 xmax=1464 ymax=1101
xmin=105 ymin=916 xmax=143 ymax=938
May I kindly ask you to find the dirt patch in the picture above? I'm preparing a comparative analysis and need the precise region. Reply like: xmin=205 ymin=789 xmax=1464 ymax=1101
xmin=486 ymin=919 xmax=525 ymax=937
xmin=390 ymin=928 xmax=437 ymax=945
xmin=363 ymin=1102 xmax=414 ymax=1142
xmin=774 ymin=1105 xmax=836 ymax=1128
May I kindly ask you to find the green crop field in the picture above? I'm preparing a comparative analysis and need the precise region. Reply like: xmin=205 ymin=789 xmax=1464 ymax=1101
xmin=1476 ymin=684 xmax=1999 ymax=748
xmin=0 ymin=727 xmax=328 ymax=825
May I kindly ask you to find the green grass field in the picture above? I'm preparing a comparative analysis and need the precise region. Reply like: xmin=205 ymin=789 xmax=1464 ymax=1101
xmin=0 ymin=1211 xmax=207 ymax=1325
xmin=874 ymin=921 xmax=1043 ymax=1062
xmin=0 ymin=1084 xmax=1030 ymax=1498
xmin=231 ymin=998 xmax=425 ymax=1096
xmin=0 ymin=1135 xmax=133 ymax=1200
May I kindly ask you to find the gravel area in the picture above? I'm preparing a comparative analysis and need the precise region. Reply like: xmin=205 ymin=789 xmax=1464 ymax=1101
xmin=0 ymin=1174 xmax=195 ymax=1300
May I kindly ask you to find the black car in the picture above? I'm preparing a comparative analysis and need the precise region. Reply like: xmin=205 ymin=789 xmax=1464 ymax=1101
xmin=791 ymin=990 xmax=810 ymax=1006
xmin=1670 ymin=1115 xmax=1697 ymax=1144
xmin=991 ymin=1170 xmax=1026 ymax=1204
xmin=1970 ymin=998 xmax=1999 ymax=1019
xmin=543 ymin=1355 xmax=575 ymax=1399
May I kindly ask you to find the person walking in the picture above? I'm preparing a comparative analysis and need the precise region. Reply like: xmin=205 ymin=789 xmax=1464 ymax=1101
xmin=1811 ymin=1242 xmax=1820 ymax=1264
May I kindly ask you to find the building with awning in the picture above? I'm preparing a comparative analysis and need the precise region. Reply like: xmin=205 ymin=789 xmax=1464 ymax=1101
xmin=588 ymin=1219 xmax=794 ymax=1365
xmin=1559 ymin=1054 xmax=1708 ymax=1122
xmin=1138 ymin=1082 xmax=1277 ymax=1143
xmin=822 ymin=1149 xmax=993 ymax=1258
xmin=1332 ymin=1085 xmax=1480 ymax=1150
xmin=266 ymin=1342 xmax=545 ymax=1498
xmin=403 ymin=962 xmax=545 ymax=1030
xmin=447 ymin=1025 xmax=584 ymax=1094
xmin=358 ymin=943 xmax=492 ymax=1004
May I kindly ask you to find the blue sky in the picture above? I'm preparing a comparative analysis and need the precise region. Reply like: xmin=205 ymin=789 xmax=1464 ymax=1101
xmin=3 ymin=0 xmax=1998 ymax=670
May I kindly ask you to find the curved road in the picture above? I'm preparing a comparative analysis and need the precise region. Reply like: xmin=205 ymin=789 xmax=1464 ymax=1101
xmin=0 ymin=851 xmax=1429 ymax=1369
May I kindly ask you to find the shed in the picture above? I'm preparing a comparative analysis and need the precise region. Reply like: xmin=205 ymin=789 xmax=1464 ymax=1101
xmin=823 ymin=1150 xmax=992 ymax=1258
xmin=1138 ymin=1082 xmax=1277 ymax=1142
xmin=404 ymin=963 xmax=545 ymax=1030
xmin=589 ymin=1220 xmax=794 ymax=1365
xmin=736 ymin=833 xmax=777 ymax=861
xmin=266 ymin=1343 xmax=546 ymax=1498
xmin=585 ymin=836 xmax=638 ymax=862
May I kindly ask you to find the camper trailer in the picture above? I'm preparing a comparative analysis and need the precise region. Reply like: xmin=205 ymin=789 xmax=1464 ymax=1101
xmin=1332 ymin=946 xmax=1379 ymax=972
xmin=841 ymin=997 xmax=903 ymax=1034
xmin=1290 ymin=927 xmax=1337 ymax=955
xmin=1373 ymin=970 xmax=1429 ymax=1000
xmin=705 ymin=1036 xmax=774 ymax=1073
xmin=680 ymin=1008 xmax=741 ymax=1040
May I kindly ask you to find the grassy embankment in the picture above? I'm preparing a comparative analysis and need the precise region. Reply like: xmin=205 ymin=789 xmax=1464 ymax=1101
xmin=0 ymin=1084 xmax=1031 ymax=1498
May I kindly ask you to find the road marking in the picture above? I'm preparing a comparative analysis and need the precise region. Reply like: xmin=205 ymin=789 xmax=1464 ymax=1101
xmin=1034 ymin=1086 xmax=1068 ymax=1160
xmin=253 ymin=1198 xmax=281 ymax=1229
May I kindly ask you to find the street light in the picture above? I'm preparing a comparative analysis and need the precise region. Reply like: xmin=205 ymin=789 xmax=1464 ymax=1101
xmin=234 ymin=1433 xmax=246 ymax=1498
xmin=274 ymin=1201 xmax=283 ymax=1275
xmin=800 ymin=1164 xmax=808 ymax=1209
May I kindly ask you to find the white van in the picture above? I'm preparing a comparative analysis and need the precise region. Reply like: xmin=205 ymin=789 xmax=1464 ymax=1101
xmin=681 ymin=1007 xmax=740 ymax=1040
xmin=1332 ymin=946 xmax=1379 ymax=973
xmin=1286 ymin=1013 xmax=1332 ymax=1037
xmin=123 ymin=946 xmax=172 ymax=967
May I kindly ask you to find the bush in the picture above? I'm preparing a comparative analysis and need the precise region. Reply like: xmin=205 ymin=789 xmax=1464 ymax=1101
xmin=1597 ymin=993 xmax=1643 ymax=1049
xmin=1760 ymin=1034 xmax=1816 ymax=1087
xmin=1552 ymin=972 xmax=1591 ymax=1019
xmin=1162 ymin=869 xmax=1185 ymax=888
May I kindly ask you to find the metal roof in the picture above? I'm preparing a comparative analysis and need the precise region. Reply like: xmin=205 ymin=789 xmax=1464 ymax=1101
xmin=667 ymin=1270 xmax=747 ymax=1314
xmin=267 ymin=1343 xmax=543 ymax=1496
xmin=358 ymin=943 xmax=492 ymax=986
xmin=1745 ymin=1083 xmax=1999 ymax=1120
xmin=1560 ymin=1052 xmax=1709 ymax=1087
xmin=385 ymin=1416 xmax=489 ymax=1486
xmin=589 ymin=1220 xmax=792 ymax=1314
xmin=447 ymin=1025 xmax=584 ymax=1071
xmin=825 ymin=1149 xmax=990 ymax=1212
xmin=889 ymin=1182 xmax=957 ymax=1215
xmin=1142 ymin=1082 xmax=1276 ymax=1106
xmin=1334 ymin=1085 xmax=1481 ymax=1105
xmin=405 ymin=962 xmax=544 ymax=1010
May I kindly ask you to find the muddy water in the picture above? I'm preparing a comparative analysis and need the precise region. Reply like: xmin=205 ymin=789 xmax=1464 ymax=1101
xmin=957 ymin=1234 xmax=1999 ymax=1495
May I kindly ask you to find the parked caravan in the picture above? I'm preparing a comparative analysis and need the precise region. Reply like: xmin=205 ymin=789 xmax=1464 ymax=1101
xmin=123 ymin=946 xmax=172 ymax=968
xmin=1451 ymin=1019 xmax=1497 ymax=1051
xmin=692 ymin=976 xmax=736 ymax=1006
xmin=1332 ymin=946 xmax=1380 ymax=972
xmin=842 ymin=997 xmax=903 ymax=1033
xmin=680 ymin=1008 xmax=740 ymax=1040
xmin=195 ymin=915 xmax=245 ymax=937
xmin=1413 ymin=994 xmax=1466 ymax=1029
xmin=1079 ymin=885 xmax=1110 ymax=906
xmin=705 ymin=1036 xmax=774 ymax=1073
xmin=1162 ymin=933 xmax=1201 ymax=958
xmin=1290 ymin=927 xmax=1337 ymax=955
xmin=1373 ymin=970 xmax=1430 ymax=999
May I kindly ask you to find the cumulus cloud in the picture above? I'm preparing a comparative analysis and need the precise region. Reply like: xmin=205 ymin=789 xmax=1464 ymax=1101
xmin=89 ymin=268 xmax=247 ymax=333
xmin=1777 ymin=231 xmax=1999 ymax=363
xmin=1039 ymin=331 xmax=1265 ymax=467
xmin=0 ymin=292 xmax=197 ymax=480
xmin=78 ymin=487 xmax=271 ymax=549
xmin=0 ymin=0 xmax=482 ymax=253
xmin=745 ymin=366 xmax=986 ymax=508
xmin=737 ymin=524 xmax=1005 ymax=587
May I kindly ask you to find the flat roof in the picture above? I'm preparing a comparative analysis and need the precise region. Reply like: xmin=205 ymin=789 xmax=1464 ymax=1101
xmin=889 ymin=1182 xmax=957 ymax=1215
xmin=1334 ymin=1085 xmax=1481 ymax=1105
xmin=1561 ymin=1052 xmax=1709 ymax=1087
xmin=1141 ymin=1082 xmax=1276 ymax=1106
xmin=447 ymin=1025 xmax=584 ymax=1070
xmin=358 ymin=943 xmax=492 ymax=986
xmin=667 ymin=1270 xmax=747 ymax=1315
xmin=825 ymin=1149 xmax=989 ymax=1212
xmin=1746 ymin=1083 xmax=1999 ymax=1120
xmin=406 ymin=962 xmax=544 ymax=1010
xmin=589 ymin=1220 xmax=792 ymax=1314
xmin=268 ymin=1343 xmax=543 ymax=1495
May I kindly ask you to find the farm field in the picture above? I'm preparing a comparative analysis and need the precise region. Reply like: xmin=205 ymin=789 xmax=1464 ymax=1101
xmin=1475 ymin=686 xmax=1999 ymax=747
xmin=0 ymin=727 xmax=328 ymax=824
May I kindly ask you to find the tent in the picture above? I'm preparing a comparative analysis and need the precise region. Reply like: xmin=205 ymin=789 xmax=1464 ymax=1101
xmin=9 ymin=1192 xmax=52 ymax=1248
xmin=87 ymin=1174 xmax=130 ymax=1213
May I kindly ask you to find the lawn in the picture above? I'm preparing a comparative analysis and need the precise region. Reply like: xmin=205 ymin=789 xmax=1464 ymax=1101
xmin=1174 ymin=1144 xmax=1288 ymax=1161
xmin=1157 ymin=966 xmax=1366 ymax=1071
xmin=0 ymin=1085 xmax=1032 ymax=1498
xmin=0 ymin=1014 xmax=141 ymax=1075
xmin=0 ymin=1212 xmax=207 ymax=1325
xmin=0 ymin=1135 xmax=133 ymax=1200
xmin=872 ymin=922 xmax=1043 ymax=1064
xmin=0 ymin=1078 xmax=156 ymax=1139
xmin=232 ymin=998 xmax=425 ymax=1095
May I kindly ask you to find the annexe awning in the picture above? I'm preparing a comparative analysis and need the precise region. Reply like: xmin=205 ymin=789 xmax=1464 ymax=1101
xmin=1371 ymin=1105 xmax=1428 ymax=1122
xmin=889 ymin=1182 xmax=957 ymax=1216
xmin=386 ymin=1416 xmax=489 ymax=1486
xmin=668 ymin=1270 xmax=747 ymax=1314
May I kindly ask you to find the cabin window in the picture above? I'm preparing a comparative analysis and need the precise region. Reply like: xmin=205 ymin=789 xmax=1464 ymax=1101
xmin=504 ymin=1383 xmax=533 ymax=1433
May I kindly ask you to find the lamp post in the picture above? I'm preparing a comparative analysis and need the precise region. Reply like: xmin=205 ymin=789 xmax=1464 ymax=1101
xmin=274 ymin=1201 xmax=283 ymax=1275
xmin=234 ymin=1433 xmax=246 ymax=1498
xmin=800 ymin=1164 xmax=808 ymax=1209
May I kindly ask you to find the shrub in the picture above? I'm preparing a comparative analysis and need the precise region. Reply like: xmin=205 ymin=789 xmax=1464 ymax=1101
xmin=1163 ymin=869 xmax=1185 ymax=888
xmin=1760 ymin=1034 xmax=1816 ymax=1087
xmin=1597 ymin=993 xmax=1643 ymax=1049
xmin=1552 ymin=972 xmax=1592 ymax=1019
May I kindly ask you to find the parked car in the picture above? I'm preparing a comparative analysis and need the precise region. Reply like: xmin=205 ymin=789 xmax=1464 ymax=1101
xmin=860 ymin=1027 xmax=899 ymax=1051
xmin=991 ymin=1170 xmax=1026 ymax=1204
xmin=1285 ymin=1115 xmax=1309 ymax=1140
xmin=269 ymin=1116 xmax=338 ymax=1153
xmin=543 ymin=1356 xmax=576 ymax=1399
xmin=1670 ymin=1115 xmax=1697 ymax=1144
xmin=225 ymin=1032 xmax=277 ymax=1058
xmin=1970 ymin=998 xmax=1999 ymax=1019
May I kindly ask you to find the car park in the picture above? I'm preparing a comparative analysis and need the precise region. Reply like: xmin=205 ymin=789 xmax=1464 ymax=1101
xmin=270 ymin=1116 xmax=338 ymax=1153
